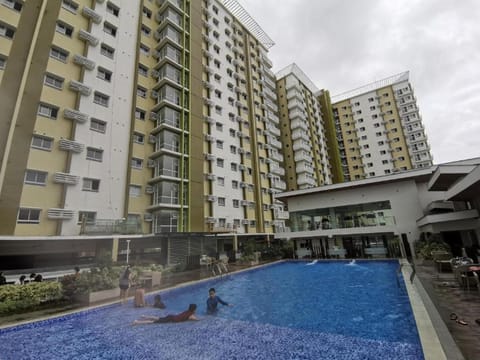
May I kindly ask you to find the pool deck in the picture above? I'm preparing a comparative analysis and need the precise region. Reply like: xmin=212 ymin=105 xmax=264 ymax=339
xmin=1 ymin=259 xmax=479 ymax=360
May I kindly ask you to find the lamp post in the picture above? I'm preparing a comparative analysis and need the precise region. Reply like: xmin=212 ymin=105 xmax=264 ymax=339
xmin=126 ymin=239 xmax=131 ymax=264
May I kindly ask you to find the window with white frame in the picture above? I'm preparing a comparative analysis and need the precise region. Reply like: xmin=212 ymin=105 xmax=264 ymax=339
xmin=90 ymin=118 xmax=106 ymax=133
xmin=49 ymin=46 xmax=68 ymax=62
xmin=133 ymin=132 xmax=144 ymax=144
xmin=138 ymin=64 xmax=148 ymax=77
xmin=31 ymin=135 xmax=53 ymax=151
xmin=218 ymin=197 xmax=225 ymax=206
xmin=86 ymin=147 xmax=103 ymax=162
xmin=103 ymin=22 xmax=117 ymax=37
xmin=232 ymin=180 xmax=238 ymax=189
xmin=24 ymin=170 xmax=47 ymax=186
xmin=2 ymin=0 xmax=23 ymax=11
xmin=129 ymin=185 xmax=141 ymax=197
xmin=217 ymin=177 xmax=224 ymax=186
xmin=97 ymin=67 xmax=112 ymax=82
xmin=131 ymin=157 xmax=143 ymax=169
xmin=233 ymin=199 xmax=239 ymax=208
xmin=17 ymin=208 xmax=41 ymax=224
xmin=216 ymin=158 xmax=224 ymax=168
xmin=135 ymin=108 xmax=146 ymax=120
xmin=141 ymin=25 xmax=151 ymax=36
xmin=142 ymin=6 xmax=152 ymax=19
xmin=139 ymin=43 xmax=150 ymax=56
xmin=37 ymin=103 xmax=58 ymax=119
xmin=44 ymin=73 xmax=64 ymax=89
xmin=61 ymin=0 xmax=78 ymax=13
xmin=106 ymin=1 xmax=119 ymax=16
xmin=55 ymin=21 xmax=73 ymax=37
xmin=100 ymin=43 xmax=114 ymax=59
xmin=137 ymin=86 xmax=147 ymax=98
xmin=78 ymin=211 xmax=96 ymax=224
xmin=82 ymin=178 xmax=100 ymax=192
xmin=94 ymin=92 xmax=109 ymax=107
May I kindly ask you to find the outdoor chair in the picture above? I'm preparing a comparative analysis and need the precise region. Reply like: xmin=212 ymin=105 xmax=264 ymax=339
xmin=453 ymin=263 xmax=480 ymax=290
xmin=431 ymin=251 xmax=452 ymax=272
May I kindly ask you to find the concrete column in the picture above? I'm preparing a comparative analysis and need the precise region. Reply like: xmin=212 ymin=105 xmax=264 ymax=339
xmin=111 ymin=238 xmax=119 ymax=262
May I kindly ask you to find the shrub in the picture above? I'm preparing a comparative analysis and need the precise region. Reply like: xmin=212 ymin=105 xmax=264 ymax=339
xmin=415 ymin=235 xmax=450 ymax=260
xmin=0 ymin=282 xmax=63 ymax=315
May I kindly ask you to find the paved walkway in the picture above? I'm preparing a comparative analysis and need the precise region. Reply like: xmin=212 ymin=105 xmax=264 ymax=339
xmin=415 ymin=262 xmax=480 ymax=360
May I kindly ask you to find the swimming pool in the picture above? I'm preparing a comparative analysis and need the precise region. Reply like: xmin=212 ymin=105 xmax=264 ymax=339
xmin=0 ymin=260 xmax=423 ymax=359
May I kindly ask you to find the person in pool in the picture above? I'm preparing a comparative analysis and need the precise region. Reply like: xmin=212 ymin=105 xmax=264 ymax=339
xmin=206 ymin=288 xmax=232 ymax=314
xmin=152 ymin=294 xmax=166 ymax=309
xmin=132 ymin=304 xmax=199 ymax=325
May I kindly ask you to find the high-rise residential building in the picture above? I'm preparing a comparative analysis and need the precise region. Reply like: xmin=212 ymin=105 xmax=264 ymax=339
xmin=275 ymin=64 xmax=334 ymax=191
xmin=330 ymin=71 xmax=433 ymax=181
xmin=0 ymin=0 xmax=287 ymax=237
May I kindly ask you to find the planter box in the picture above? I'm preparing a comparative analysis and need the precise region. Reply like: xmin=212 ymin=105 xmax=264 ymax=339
xmin=74 ymin=288 xmax=120 ymax=305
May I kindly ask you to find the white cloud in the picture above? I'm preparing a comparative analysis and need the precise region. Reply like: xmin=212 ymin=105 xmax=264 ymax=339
xmin=237 ymin=0 xmax=480 ymax=163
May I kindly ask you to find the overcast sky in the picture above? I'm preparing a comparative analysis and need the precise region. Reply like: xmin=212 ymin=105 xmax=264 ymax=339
xmin=238 ymin=0 xmax=480 ymax=164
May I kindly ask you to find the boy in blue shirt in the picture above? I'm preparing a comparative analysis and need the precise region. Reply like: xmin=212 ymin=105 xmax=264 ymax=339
xmin=206 ymin=288 xmax=232 ymax=314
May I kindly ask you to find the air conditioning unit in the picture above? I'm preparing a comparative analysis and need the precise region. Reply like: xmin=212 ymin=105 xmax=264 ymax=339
xmin=144 ymin=213 xmax=153 ymax=222
xmin=145 ymin=185 xmax=154 ymax=194
xmin=147 ymin=159 xmax=155 ymax=168
xmin=206 ymin=195 xmax=217 ymax=202
xmin=241 ymin=219 xmax=249 ymax=225
xmin=148 ymin=135 xmax=156 ymax=144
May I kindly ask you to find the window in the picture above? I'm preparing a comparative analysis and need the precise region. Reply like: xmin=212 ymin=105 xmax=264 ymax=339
xmin=129 ymin=185 xmax=141 ymax=197
xmin=55 ymin=21 xmax=73 ymax=37
xmin=25 ymin=170 xmax=47 ymax=186
xmin=133 ymin=132 xmax=144 ymax=144
xmin=82 ymin=178 xmax=100 ymax=192
xmin=97 ymin=67 xmax=112 ymax=82
xmin=382 ymin=160 xmax=388 ymax=164
xmin=218 ymin=197 xmax=225 ymax=206
xmin=233 ymin=199 xmax=239 ymax=208
xmin=380 ymin=150 xmax=387 ymax=155
xmin=0 ymin=55 xmax=5 ymax=69
xmin=94 ymin=92 xmax=109 ymax=107
xmin=131 ymin=157 xmax=143 ymax=169
xmin=135 ymin=108 xmax=146 ymax=120
xmin=50 ymin=46 xmax=68 ymax=62
xmin=216 ymin=158 xmax=224 ymax=168
xmin=31 ymin=135 xmax=53 ymax=151
xmin=384 ymin=169 xmax=391 ymax=174
xmin=90 ymin=118 xmax=106 ymax=133
xmin=0 ymin=22 xmax=15 ymax=39
xmin=229 ymin=129 xmax=236 ymax=137
xmin=215 ymin=122 xmax=223 ymax=132
xmin=142 ymin=6 xmax=152 ymax=18
xmin=106 ymin=1 xmax=119 ymax=16
xmin=78 ymin=211 xmax=96 ymax=224
xmin=137 ymin=86 xmax=147 ymax=98
xmin=232 ymin=180 xmax=238 ymax=189
xmin=216 ymin=140 xmax=223 ymax=149
xmin=217 ymin=177 xmax=224 ymax=186
xmin=214 ymin=90 xmax=222 ymax=98
xmin=139 ymin=43 xmax=150 ymax=56
xmin=230 ymin=163 xmax=237 ymax=171
xmin=38 ymin=103 xmax=58 ymax=119
xmin=103 ymin=22 xmax=117 ymax=37
xmin=17 ymin=208 xmax=41 ymax=224
xmin=61 ymin=0 xmax=77 ymax=13
xmin=44 ymin=73 xmax=64 ymax=89
xmin=86 ymin=147 xmax=103 ymax=162
xmin=141 ymin=25 xmax=151 ymax=36
xmin=230 ymin=145 xmax=236 ymax=154
xmin=215 ymin=105 xmax=222 ymax=114
xmin=138 ymin=64 xmax=148 ymax=77
xmin=100 ymin=43 xmax=115 ymax=59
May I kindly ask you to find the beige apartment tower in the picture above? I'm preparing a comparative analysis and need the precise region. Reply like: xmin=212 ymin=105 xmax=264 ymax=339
xmin=0 ymin=0 xmax=287 ymax=236
xmin=331 ymin=72 xmax=433 ymax=181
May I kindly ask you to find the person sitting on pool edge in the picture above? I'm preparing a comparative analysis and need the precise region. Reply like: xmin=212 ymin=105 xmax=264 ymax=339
xmin=132 ymin=304 xmax=199 ymax=325
xmin=206 ymin=288 xmax=233 ymax=314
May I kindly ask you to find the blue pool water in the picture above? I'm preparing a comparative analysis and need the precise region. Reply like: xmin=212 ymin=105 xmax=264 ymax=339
xmin=0 ymin=260 xmax=424 ymax=359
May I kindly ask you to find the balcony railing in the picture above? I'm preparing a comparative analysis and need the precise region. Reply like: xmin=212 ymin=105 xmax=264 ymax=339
xmin=64 ymin=108 xmax=88 ymax=123
xmin=81 ymin=219 xmax=143 ymax=235
xmin=58 ymin=139 xmax=84 ymax=153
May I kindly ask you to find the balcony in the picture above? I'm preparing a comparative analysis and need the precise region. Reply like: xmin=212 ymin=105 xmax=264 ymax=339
xmin=266 ymin=124 xmax=281 ymax=137
xmin=82 ymin=6 xmax=103 ymax=24
xmin=291 ymin=129 xmax=309 ymax=141
xmin=268 ymin=137 xmax=282 ymax=149
xmin=157 ymin=0 xmax=183 ymax=13
xmin=64 ymin=108 xmax=88 ymax=123
xmin=297 ymin=174 xmax=316 ymax=187
xmin=290 ymin=119 xmax=309 ymax=132
xmin=47 ymin=208 xmax=75 ymax=220
xmin=69 ymin=80 xmax=92 ymax=96
xmin=271 ymin=179 xmax=287 ymax=191
xmin=73 ymin=54 xmax=95 ymax=70
xmin=58 ymin=139 xmax=84 ymax=153
xmin=274 ymin=209 xmax=289 ymax=220
xmin=53 ymin=172 xmax=79 ymax=185
xmin=78 ymin=29 xmax=99 ymax=46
